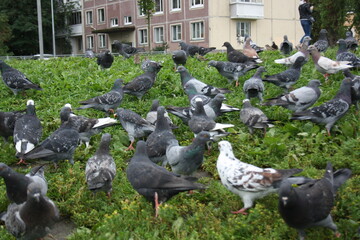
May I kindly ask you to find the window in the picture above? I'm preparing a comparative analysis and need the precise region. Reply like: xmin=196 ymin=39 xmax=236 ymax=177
xmin=99 ymin=34 xmax=106 ymax=48
xmin=171 ymin=0 xmax=181 ymax=10
xmin=98 ymin=8 xmax=105 ymax=23
xmin=154 ymin=27 xmax=164 ymax=43
xmin=78 ymin=38 xmax=82 ymax=51
xmin=138 ymin=6 xmax=145 ymax=16
xmin=87 ymin=36 xmax=94 ymax=49
xmin=239 ymin=0 xmax=262 ymax=2
xmin=236 ymin=21 xmax=251 ymax=38
xmin=191 ymin=0 xmax=203 ymax=7
xmin=171 ymin=24 xmax=182 ymax=41
xmin=155 ymin=0 xmax=163 ymax=13
xmin=191 ymin=22 xmax=204 ymax=40
xmin=124 ymin=16 xmax=132 ymax=25
xmin=86 ymin=11 xmax=93 ymax=25
xmin=139 ymin=29 xmax=148 ymax=44
xmin=110 ymin=18 xmax=118 ymax=27
xmin=69 ymin=12 xmax=81 ymax=25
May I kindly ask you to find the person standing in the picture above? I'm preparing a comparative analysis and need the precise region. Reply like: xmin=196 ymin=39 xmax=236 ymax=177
xmin=299 ymin=0 xmax=314 ymax=43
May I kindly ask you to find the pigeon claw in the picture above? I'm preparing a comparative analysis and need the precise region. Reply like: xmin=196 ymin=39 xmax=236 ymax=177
xmin=16 ymin=159 xmax=28 ymax=165
xmin=334 ymin=232 xmax=341 ymax=238
xmin=154 ymin=192 xmax=160 ymax=218
xmin=231 ymin=208 xmax=248 ymax=215
xmin=125 ymin=141 xmax=135 ymax=151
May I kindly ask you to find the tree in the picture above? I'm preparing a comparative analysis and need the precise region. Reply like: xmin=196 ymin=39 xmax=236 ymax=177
xmin=137 ymin=0 xmax=155 ymax=52
xmin=0 ymin=13 xmax=12 ymax=55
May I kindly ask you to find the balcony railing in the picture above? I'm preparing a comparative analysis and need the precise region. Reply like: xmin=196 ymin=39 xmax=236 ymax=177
xmin=230 ymin=0 xmax=264 ymax=19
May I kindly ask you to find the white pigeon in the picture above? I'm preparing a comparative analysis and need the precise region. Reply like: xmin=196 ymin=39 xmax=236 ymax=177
xmin=216 ymin=140 xmax=305 ymax=215
xmin=307 ymin=45 xmax=353 ymax=80
xmin=274 ymin=36 xmax=311 ymax=65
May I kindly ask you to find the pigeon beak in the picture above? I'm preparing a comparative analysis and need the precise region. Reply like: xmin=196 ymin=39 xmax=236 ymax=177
xmin=33 ymin=193 xmax=41 ymax=202
xmin=113 ymin=113 xmax=117 ymax=118
xmin=281 ymin=196 xmax=288 ymax=206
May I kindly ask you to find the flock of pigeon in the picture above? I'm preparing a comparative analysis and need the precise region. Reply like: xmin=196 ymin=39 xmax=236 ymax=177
xmin=0 ymin=28 xmax=359 ymax=239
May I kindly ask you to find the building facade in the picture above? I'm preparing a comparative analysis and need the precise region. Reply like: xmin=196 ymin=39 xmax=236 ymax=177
xmin=62 ymin=0 xmax=305 ymax=54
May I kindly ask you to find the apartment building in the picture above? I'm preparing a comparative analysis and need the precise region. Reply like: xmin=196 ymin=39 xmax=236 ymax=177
xmin=62 ymin=0 xmax=305 ymax=54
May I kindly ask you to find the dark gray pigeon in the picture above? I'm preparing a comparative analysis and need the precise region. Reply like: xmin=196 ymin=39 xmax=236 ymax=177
xmin=179 ymin=41 xmax=215 ymax=57
xmin=77 ymin=78 xmax=124 ymax=114
xmin=145 ymin=106 xmax=177 ymax=166
xmin=115 ymin=108 xmax=155 ymax=151
xmin=274 ymin=36 xmax=311 ymax=65
xmin=85 ymin=49 xmax=95 ymax=58
xmin=263 ymin=56 xmax=306 ymax=91
xmin=0 ymin=109 xmax=25 ymax=143
xmin=177 ymin=66 xmax=231 ymax=98
xmin=61 ymin=104 xmax=118 ymax=148
xmin=172 ymin=50 xmax=187 ymax=68
xmin=0 ymin=60 xmax=42 ymax=95
xmin=22 ymin=115 xmax=80 ymax=165
xmin=291 ymin=78 xmax=352 ymax=136
xmin=112 ymin=40 xmax=138 ymax=59
xmin=343 ymin=70 xmax=360 ymax=110
xmin=208 ymin=60 xmax=259 ymax=87
xmin=146 ymin=99 xmax=178 ymax=129
xmin=336 ymin=39 xmax=360 ymax=68
xmin=223 ymin=42 xmax=261 ymax=64
xmin=123 ymin=61 xmax=162 ymax=99
xmin=166 ymin=131 xmax=210 ymax=176
xmin=0 ymin=163 xmax=47 ymax=204
xmin=263 ymin=80 xmax=321 ymax=112
xmin=13 ymin=100 xmax=43 ymax=165
xmin=280 ymin=35 xmax=293 ymax=55
xmin=217 ymin=140 xmax=308 ymax=215
xmin=344 ymin=31 xmax=358 ymax=51
xmin=278 ymin=162 xmax=351 ymax=240
xmin=1 ymin=182 xmax=59 ymax=240
xmin=85 ymin=133 xmax=116 ymax=197
xmin=243 ymin=66 xmax=266 ymax=102
xmin=96 ymin=50 xmax=114 ymax=69
xmin=313 ymin=29 xmax=329 ymax=52
xmin=126 ymin=140 xmax=206 ymax=217
xmin=240 ymin=99 xmax=274 ymax=135
xmin=188 ymin=98 xmax=234 ymax=140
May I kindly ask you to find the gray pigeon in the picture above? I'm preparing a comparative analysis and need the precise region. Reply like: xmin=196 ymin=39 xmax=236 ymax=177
xmin=179 ymin=41 xmax=215 ymax=57
xmin=177 ymin=66 xmax=231 ymax=98
xmin=85 ymin=49 xmax=95 ymax=58
xmin=0 ymin=60 xmax=42 ymax=95
xmin=61 ymin=104 xmax=119 ymax=148
xmin=112 ymin=40 xmax=138 ymax=59
xmin=278 ymin=162 xmax=352 ymax=240
xmin=308 ymin=45 xmax=353 ymax=81
xmin=336 ymin=39 xmax=360 ymax=68
xmin=145 ymin=106 xmax=177 ymax=165
xmin=223 ymin=42 xmax=261 ymax=64
xmin=291 ymin=78 xmax=352 ymax=136
xmin=188 ymin=98 xmax=234 ymax=140
xmin=96 ymin=50 xmax=114 ymax=69
xmin=146 ymin=99 xmax=178 ymax=129
xmin=217 ymin=140 xmax=308 ymax=215
xmin=22 ymin=114 xmax=80 ymax=165
xmin=172 ymin=50 xmax=187 ymax=68
xmin=243 ymin=66 xmax=266 ymax=102
xmin=126 ymin=140 xmax=206 ymax=217
xmin=280 ymin=35 xmax=293 ymax=55
xmin=115 ymin=108 xmax=155 ymax=151
xmin=274 ymin=36 xmax=311 ymax=65
xmin=263 ymin=56 xmax=306 ymax=91
xmin=13 ymin=100 xmax=43 ymax=165
xmin=166 ymin=131 xmax=211 ymax=176
xmin=77 ymin=78 xmax=124 ymax=114
xmin=343 ymin=70 xmax=360 ymax=110
xmin=1 ymin=182 xmax=59 ymax=240
xmin=240 ymin=99 xmax=274 ymax=135
xmin=313 ymin=29 xmax=329 ymax=52
xmin=0 ymin=109 xmax=25 ymax=143
xmin=344 ymin=31 xmax=358 ymax=51
xmin=123 ymin=61 xmax=162 ymax=99
xmin=85 ymin=133 xmax=116 ymax=197
xmin=263 ymin=80 xmax=321 ymax=112
xmin=0 ymin=163 xmax=47 ymax=204
xmin=208 ymin=60 xmax=259 ymax=87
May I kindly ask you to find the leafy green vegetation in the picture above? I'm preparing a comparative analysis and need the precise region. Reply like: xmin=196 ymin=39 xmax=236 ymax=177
xmin=0 ymin=48 xmax=359 ymax=239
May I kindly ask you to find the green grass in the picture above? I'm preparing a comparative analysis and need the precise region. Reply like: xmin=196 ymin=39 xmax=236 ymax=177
xmin=0 ymin=48 xmax=359 ymax=240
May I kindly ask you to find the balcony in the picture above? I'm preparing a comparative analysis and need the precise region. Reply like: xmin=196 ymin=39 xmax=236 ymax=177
xmin=230 ymin=0 xmax=264 ymax=19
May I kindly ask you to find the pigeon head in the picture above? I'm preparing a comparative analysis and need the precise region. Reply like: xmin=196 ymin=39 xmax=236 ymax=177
xmin=133 ymin=140 xmax=148 ymax=159
xmin=195 ymin=131 xmax=211 ymax=143
xmin=27 ymin=182 xmax=43 ymax=202
xmin=337 ymin=39 xmax=347 ymax=50
xmin=100 ymin=133 xmax=111 ymax=143
xmin=150 ymin=99 xmax=160 ymax=111
xmin=26 ymin=99 xmax=36 ymax=115
xmin=176 ymin=66 xmax=187 ymax=73
xmin=345 ymin=31 xmax=353 ymax=38
xmin=114 ymin=108 xmax=124 ymax=119
xmin=278 ymin=179 xmax=293 ymax=206
xmin=208 ymin=60 xmax=217 ymax=67
xmin=307 ymin=45 xmax=318 ymax=54
xmin=222 ymin=42 xmax=231 ymax=48
xmin=60 ymin=104 xmax=72 ymax=122
xmin=292 ymin=56 xmax=306 ymax=68
xmin=27 ymin=100 xmax=34 ymax=106
xmin=218 ymin=140 xmax=233 ymax=154
xmin=112 ymin=78 xmax=124 ymax=90
xmin=146 ymin=61 xmax=163 ymax=72
xmin=29 ymin=165 xmax=45 ymax=177
xmin=308 ymin=79 xmax=321 ymax=88
xmin=242 ymin=99 xmax=252 ymax=108
xmin=64 ymin=103 xmax=72 ymax=109
xmin=283 ymin=35 xmax=289 ymax=41
xmin=0 ymin=163 xmax=11 ymax=176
